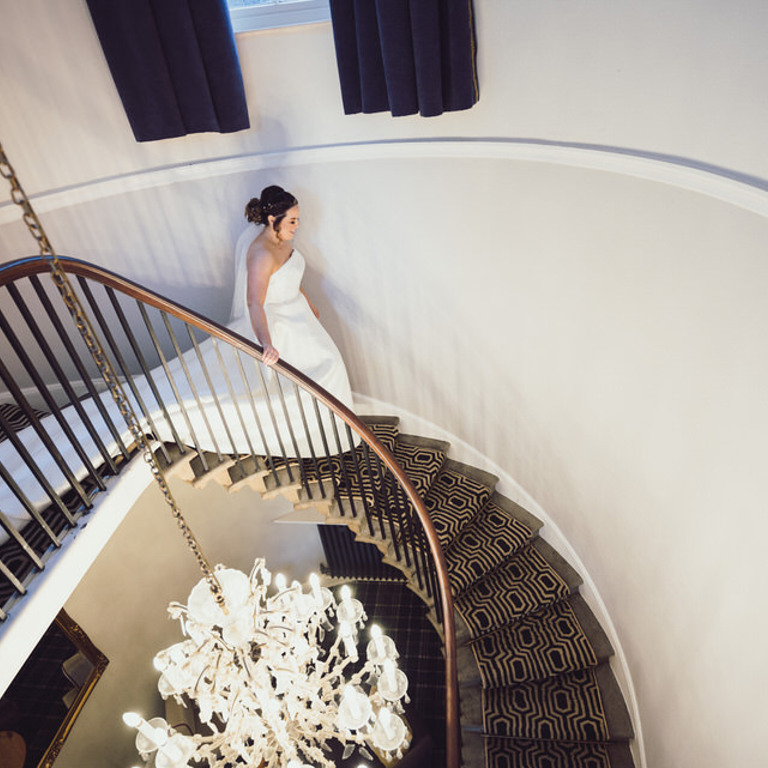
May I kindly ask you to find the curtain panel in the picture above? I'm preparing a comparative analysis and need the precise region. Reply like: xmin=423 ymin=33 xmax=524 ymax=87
xmin=329 ymin=0 xmax=479 ymax=117
xmin=85 ymin=0 xmax=250 ymax=142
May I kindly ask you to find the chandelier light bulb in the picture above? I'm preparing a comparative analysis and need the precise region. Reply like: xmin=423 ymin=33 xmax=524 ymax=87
xmin=383 ymin=658 xmax=397 ymax=690
xmin=309 ymin=572 xmax=322 ymax=602
xmin=122 ymin=712 xmax=141 ymax=728
xmin=337 ymin=585 xmax=365 ymax=627
xmin=371 ymin=707 xmax=408 ymax=754
xmin=378 ymin=658 xmax=409 ymax=703
xmin=367 ymin=623 xmax=397 ymax=665
xmin=338 ymin=685 xmax=372 ymax=731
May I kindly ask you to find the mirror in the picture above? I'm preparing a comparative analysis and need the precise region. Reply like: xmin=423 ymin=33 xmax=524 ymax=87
xmin=0 ymin=609 xmax=108 ymax=768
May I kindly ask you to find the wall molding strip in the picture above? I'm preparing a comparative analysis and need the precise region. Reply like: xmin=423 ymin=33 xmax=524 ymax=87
xmin=1 ymin=139 xmax=767 ymax=226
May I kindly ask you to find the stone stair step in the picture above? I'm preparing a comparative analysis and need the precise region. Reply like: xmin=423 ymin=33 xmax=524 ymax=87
xmin=156 ymin=443 xmax=196 ymax=482
xmin=459 ymin=680 xmax=484 ymax=727
xmin=469 ymin=595 xmax=612 ymax=688
xmin=191 ymin=455 xmax=238 ymax=489
xmin=225 ymin=454 xmax=270 ymax=493
xmin=482 ymin=662 xmax=634 ymax=743
xmin=292 ymin=478 xmax=337 ymax=514
xmin=259 ymin=466 xmax=305 ymax=500
xmin=460 ymin=731 xmax=485 ymax=768
xmin=424 ymin=459 xmax=498 ymax=549
xmin=445 ymin=491 xmax=543 ymax=595
xmin=485 ymin=736 xmax=635 ymax=768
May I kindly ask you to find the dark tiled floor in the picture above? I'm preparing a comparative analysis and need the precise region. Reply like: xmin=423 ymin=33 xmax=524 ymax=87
xmin=350 ymin=580 xmax=447 ymax=767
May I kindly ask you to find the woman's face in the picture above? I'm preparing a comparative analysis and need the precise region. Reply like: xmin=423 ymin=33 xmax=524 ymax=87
xmin=275 ymin=205 xmax=300 ymax=240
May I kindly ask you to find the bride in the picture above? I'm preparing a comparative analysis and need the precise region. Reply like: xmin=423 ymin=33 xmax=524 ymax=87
xmin=0 ymin=186 xmax=356 ymax=543
xmin=229 ymin=185 xmax=354 ymax=409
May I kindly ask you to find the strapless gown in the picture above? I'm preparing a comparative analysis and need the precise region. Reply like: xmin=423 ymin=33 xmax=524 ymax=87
xmin=0 ymin=228 xmax=356 ymax=543
xmin=226 ymin=240 xmax=353 ymax=412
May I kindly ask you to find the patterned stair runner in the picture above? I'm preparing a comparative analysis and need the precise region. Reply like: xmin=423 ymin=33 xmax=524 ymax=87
xmin=355 ymin=418 xmax=635 ymax=768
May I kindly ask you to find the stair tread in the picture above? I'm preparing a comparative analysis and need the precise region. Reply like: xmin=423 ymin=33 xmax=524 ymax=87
xmin=393 ymin=435 xmax=449 ymax=497
xmin=455 ymin=542 xmax=575 ymax=638
xmin=454 ymin=538 xmax=584 ymax=636
xmin=359 ymin=414 xmax=400 ymax=452
xmin=424 ymin=464 xmax=495 ymax=549
xmin=482 ymin=663 xmax=630 ymax=742
xmin=445 ymin=492 xmax=541 ymax=595
xmin=468 ymin=595 xmax=611 ymax=687
xmin=480 ymin=664 xmax=634 ymax=745
xmin=485 ymin=736 xmax=635 ymax=768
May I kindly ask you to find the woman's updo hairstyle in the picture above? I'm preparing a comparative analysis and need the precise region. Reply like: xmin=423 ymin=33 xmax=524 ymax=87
xmin=244 ymin=185 xmax=298 ymax=233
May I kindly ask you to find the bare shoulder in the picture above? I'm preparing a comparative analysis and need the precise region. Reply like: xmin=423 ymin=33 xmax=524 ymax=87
xmin=246 ymin=239 xmax=278 ymax=279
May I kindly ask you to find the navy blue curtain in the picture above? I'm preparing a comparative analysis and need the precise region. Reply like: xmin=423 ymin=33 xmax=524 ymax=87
xmin=86 ymin=0 xmax=250 ymax=142
xmin=329 ymin=0 xmax=479 ymax=117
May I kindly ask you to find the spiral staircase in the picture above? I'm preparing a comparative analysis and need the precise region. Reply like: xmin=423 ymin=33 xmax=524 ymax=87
xmin=154 ymin=413 xmax=636 ymax=768
xmin=0 ymin=257 xmax=637 ymax=768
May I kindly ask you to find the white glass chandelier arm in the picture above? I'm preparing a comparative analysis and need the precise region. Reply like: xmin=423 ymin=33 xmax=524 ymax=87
xmin=124 ymin=559 xmax=411 ymax=768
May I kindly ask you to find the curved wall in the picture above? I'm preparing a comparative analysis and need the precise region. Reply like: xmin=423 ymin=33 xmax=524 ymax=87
xmin=2 ymin=2 xmax=768 ymax=767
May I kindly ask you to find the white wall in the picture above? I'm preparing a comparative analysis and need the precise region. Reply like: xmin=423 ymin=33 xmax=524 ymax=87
xmin=2 ymin=2 xmax=768 ymax=767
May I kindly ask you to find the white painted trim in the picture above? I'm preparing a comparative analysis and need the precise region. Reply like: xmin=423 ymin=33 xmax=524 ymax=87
xmin=0 ymin=455 xmax=153 ymax=696
xmin=1 ymin=139 xmax=767 ymax=227
xmin=353 ymin=392 xmax=647 ymax=768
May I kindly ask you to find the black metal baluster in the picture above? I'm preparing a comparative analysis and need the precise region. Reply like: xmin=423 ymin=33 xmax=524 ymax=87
xmin=343 ymin=426 xmax=376 ymax=534
xmin=138 ymin=303 xmax=208 ymax=471
xmin=3 ymin=285 xmax=119 ymax=473
xmin=0 ymin=359 xmax=88 ymax=511
xmin=161 ymin=312 xmax=223 ymax=464
xmin=190 ymin=332 xmax=249 ymax=478
xmin=311 ymin=399 xmax=339 ymax=501
xmin=328 ymin=412 xmax=356 ymax=519
xmin=24 ymin=278 xmax=130 ymax=459
xmin=0 ymin=490 xmax=48 ymax=569
xmin=252 ymin=362 xmax=293 ymax=482
xmin=402 ymin=481 xmax=429 ymax=592
xmin=77 ymin=277 xmax=171 ymax=465
xmin=292 ymin=385 xmax=323 ymax=500
xmin=107 ymin=289 xmax=186 ymax=454
xmin=0 ymin=408 xmax=73 ymax=528
xmin=0 ymin=315 xmax=105 ymax=492
xmin=271 ymin=374 xmax=308 ymax=496
xmin=233 ymin=349 xmax=279 ymax=485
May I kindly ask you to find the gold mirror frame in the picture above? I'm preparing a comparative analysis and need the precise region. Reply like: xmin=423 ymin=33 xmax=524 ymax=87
xmin=38 ymin=609 xmax=108 ymax=768
xmin=0 ymin=609 xmax=108 ymax=768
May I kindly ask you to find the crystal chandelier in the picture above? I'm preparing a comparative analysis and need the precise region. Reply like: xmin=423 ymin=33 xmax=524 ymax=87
xmin=123 ymin=558 xmax=411 ymax=768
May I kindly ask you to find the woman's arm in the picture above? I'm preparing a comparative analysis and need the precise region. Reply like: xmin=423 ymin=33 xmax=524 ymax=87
xmin=246 ymin=251 xmax=279 ymax=365
xmin=300 ymin=287 xmax=320 ymax=319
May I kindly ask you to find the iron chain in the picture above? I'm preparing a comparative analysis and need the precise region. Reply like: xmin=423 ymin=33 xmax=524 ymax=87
xmin=0 ymin=142 xmax=225 ymax=605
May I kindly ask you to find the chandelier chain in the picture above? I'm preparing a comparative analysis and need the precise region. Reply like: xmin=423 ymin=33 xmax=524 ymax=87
xmin=0 ymin=142 xmax=225 ymax=606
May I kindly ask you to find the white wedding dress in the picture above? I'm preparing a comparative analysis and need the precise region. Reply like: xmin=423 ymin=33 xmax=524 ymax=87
xmin=0 ymin=225 xmax=356 ymax=544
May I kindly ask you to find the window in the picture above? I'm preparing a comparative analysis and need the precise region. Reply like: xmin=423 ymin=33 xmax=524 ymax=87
xmin=227 ymin=0 xmax=331 ymax=33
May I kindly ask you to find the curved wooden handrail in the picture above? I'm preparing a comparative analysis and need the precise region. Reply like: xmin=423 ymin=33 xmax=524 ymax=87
xmin=0 ymin=255 xmax=460 ymax=767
